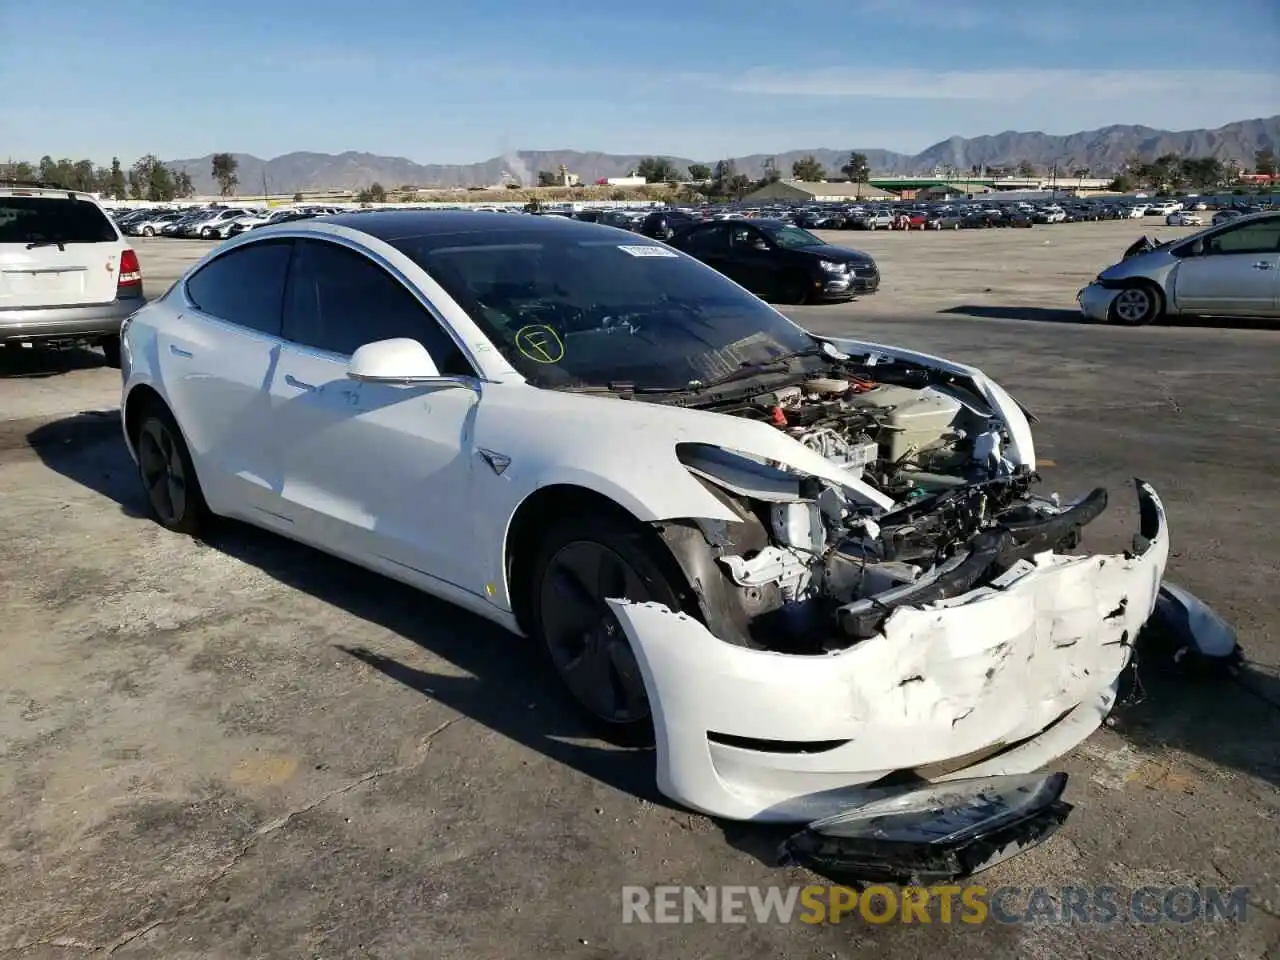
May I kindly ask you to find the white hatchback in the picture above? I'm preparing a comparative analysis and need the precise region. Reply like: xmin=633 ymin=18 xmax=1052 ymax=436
xmin=0 ymin=182 xmax=142 ymax=364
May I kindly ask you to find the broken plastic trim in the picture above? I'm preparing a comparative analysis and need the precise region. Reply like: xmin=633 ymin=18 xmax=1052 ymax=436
xmin=838 ymin=485 xmax=1115 ymax=640
xmin=781 ymin=772 xmax=1071 ymax=885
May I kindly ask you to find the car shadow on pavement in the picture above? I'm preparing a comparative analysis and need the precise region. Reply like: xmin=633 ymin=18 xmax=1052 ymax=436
xmin=0 ymin=344 xmax=109 ymax=377
xmin=1108 ymin=637 xmax=1280 ymax=789
xmin=941 ymin=305 xmax=1093 ymax=324
xmin=25 ymin=410 xmax=675 ymax=812
xmin=941 ymin=305 xmax=1280 ymax=330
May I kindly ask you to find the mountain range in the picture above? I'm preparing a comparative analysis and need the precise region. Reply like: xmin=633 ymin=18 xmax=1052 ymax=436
xmin=164 ymin=115 xmax=1279 ymax=194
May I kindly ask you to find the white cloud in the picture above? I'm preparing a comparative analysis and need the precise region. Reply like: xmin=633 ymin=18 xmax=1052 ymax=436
xmin=706 ymin=67 xmax=1278 ymax=105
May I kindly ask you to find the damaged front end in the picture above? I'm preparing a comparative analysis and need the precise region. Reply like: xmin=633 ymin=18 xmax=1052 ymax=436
xmin=608 ymin=400 xmax=1170 ymax=829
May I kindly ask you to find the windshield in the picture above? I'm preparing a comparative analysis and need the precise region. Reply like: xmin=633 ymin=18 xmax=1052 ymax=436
xmin=390 ymin=228 xmax=818 ymax=390
xmin=758 ymin=223 xmax=823 ymax=249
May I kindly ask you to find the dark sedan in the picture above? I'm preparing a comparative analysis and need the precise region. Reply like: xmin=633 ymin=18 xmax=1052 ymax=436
xmin=669 ymin=218 xmax=879 ymax=304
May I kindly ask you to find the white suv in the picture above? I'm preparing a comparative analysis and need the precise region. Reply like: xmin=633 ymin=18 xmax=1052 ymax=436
xmin=0 ymin=181 xmax=143 ymax=366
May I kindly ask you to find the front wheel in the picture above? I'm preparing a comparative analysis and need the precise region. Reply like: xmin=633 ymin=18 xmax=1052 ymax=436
xmin=1109 ymin=283 xmax=1163 ymax=326
xmin=778 ymin=272 xmax=810 ymax=305
xmin=133 ymin=403 xmax=210 ymax=535
xmin=530 ymin=513 xmax=691 ymax=745
xmin=142 ymin=226 xmax=155 ymax=237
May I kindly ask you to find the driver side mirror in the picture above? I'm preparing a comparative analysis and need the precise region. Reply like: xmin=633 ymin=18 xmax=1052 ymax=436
xmin=1188 ymin=238 xmax=1205 ymax=256
xmin=348 ymin=338 xmax=445 ymax=384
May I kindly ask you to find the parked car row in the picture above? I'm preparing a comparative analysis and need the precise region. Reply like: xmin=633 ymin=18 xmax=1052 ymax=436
xmin=109 ymin=205 xmax=345 ymax=239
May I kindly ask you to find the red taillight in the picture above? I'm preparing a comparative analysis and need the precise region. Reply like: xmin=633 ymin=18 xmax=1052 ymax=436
xmin=118 ymin=248 xmax=142 ymax=287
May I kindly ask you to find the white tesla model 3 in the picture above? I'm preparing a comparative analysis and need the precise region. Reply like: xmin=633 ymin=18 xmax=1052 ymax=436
xmin=120 ymin=211 xmax=1170 ymax=827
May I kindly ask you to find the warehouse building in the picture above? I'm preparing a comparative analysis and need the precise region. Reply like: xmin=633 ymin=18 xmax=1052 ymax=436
xmin=743 ymin=179 xmax=898 ymax=202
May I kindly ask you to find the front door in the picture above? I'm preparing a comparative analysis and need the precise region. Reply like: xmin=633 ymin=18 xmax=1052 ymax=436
xmin=271 ymin=237 xmax=483 ymax=591
xmin=1173 ymin=215 xmax=1280 ymax=316
xmin=723 ymin=224 xmax=777 ymax=295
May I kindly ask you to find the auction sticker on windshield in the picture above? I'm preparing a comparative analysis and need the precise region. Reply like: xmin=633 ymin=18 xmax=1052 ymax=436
xmin=618 ymin=245 xmax=679 ymax=257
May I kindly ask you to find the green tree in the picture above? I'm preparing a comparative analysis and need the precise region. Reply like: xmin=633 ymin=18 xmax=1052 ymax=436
xmin=294 ymin=191 xmax=304 ymax=202
xmin=536 ymin=170 xmax=559 ymax=187
xmin=211 ymin=152 xmax=239 ymax=196
xmin=1255 ymin=148 xmax=1277 ymax=176
xmin=1016 ymin=160 xmax=1037 ymax=178
xmin=687 ymin=163 xmax=712 ymax=181
xmin=791 ymin=154 xmax=826 ymax=181
xmin=636 ymin=156 xmax=681 ymax=183
xmin=174 ymin=169 xmax=195 ymax=198
xmin=71 ymin=159 xmax=96 ymax=191
xmin=1108 ymin=174 xmax=1136 ymax=192
xmin=108 ymin=158 xmax=127 ymax=200
xmin=1178 ymin=157 xmax=1223 ymax=190
xmin=38 ymin=156 xmax=57 ymax=183
xmin=760 ymin=157 xmax=781 ymax=183
xmin=357 ymin=182 xmax=387 ymax=203
xmin=841 ymin=151 xmax=870 ymax=184
xmin=131 ymin=155 xmax=176 ymax=201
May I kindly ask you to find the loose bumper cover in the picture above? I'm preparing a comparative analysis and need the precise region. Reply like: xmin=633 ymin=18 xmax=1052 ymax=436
xmin=609 ymin=480 xmax=1169 ymax=823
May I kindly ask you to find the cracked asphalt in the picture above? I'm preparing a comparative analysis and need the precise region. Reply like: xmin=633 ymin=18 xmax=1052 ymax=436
xmin=1 ymin=222 xmax=1277 ymax=959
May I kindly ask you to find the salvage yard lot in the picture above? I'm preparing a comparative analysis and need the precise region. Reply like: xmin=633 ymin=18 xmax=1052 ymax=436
xmin=2 ymin=222 xmax=1278 ymax=959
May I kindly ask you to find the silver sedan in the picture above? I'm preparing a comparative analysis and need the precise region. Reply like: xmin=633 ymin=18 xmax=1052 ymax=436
xmin=1078 ymin=211 xmax=1280 ymax=324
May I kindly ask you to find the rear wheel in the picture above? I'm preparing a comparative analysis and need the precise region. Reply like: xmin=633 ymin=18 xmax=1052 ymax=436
xmin=1109 ymin=283 xmax=1163 ymax=326
xmin=530 ymin=513 xmax=690 ymax=745
xmin=142 ymin=226 xmax=155 ymax=237
xmin=133 ymin=402 xmax=209 ymax=536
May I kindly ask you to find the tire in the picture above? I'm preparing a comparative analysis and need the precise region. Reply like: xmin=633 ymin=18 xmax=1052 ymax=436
xmin=1108 ymin=283 xmax=1163 ymax=326
xmin=142 ymin=226 xmax=155 ymax=237
xmin=132 ymin=401 xmax=210 ymax=536
xmin=200 ymin=227 xmax=215 ymax=239
xmin=101 ymin=335 xmax=121 ymax=369
xmin=778 ymin=271 xmax=810 ymax=305
xmin=529 ymin=512 xmax=691 ymax=746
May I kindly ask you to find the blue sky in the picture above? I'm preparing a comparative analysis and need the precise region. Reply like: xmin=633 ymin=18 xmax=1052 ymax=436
xmin=3 ymin=0 xmax=1277 ymax=165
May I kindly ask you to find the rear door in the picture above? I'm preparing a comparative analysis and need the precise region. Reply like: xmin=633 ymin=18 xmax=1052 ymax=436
xmin=0 ymin=193 xmax=124 ymax=308
xmin=161 ymin=238 xmax=294 ymax=520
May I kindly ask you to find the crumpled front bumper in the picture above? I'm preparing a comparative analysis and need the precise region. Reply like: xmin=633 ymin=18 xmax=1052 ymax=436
xmin=1078 ymin=282 xmax=1120 ymax=322
xmin=609 ymin=480 xmax=1170 ymax=823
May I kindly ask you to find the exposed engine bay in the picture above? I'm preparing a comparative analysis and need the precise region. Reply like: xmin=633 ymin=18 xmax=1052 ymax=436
xmin=705 ymin=363 xmax=1017 ymax=499
xmin=656 ymin=352 xmax=1109 ymax=655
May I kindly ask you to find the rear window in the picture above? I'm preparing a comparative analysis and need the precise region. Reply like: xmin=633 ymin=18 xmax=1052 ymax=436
xmin=0 ymin=197 xmax=118 ymax=244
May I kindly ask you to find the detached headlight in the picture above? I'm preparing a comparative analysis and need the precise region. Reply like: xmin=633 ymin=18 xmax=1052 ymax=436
xmin=781 ymin=772 xmax=1072 ymax=884
xmin=819 ymin=260 xmax=847 ymax=274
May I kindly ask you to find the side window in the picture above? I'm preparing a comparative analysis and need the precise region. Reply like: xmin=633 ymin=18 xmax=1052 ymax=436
xmin=183 ymin=239 xmax=292 ymax=336
xmin=283 ymin=239 xmax=472 ymax=375
xmin=680 ymin=225 xmax=726 ymax=254
xmin=729 ymin=226 xmax=762 ymax=249
xmin=1205 ymin=219 xmax=1280 ymax=255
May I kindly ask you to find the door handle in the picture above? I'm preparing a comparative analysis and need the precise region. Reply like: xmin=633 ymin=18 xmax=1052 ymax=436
xmin=169 ymin=344 xmax=193 ymax=358
xmin=1252 ymin=262 xmax=1274 ymax=270
xmin=284 ymin=374 xmax=316 ymax=391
